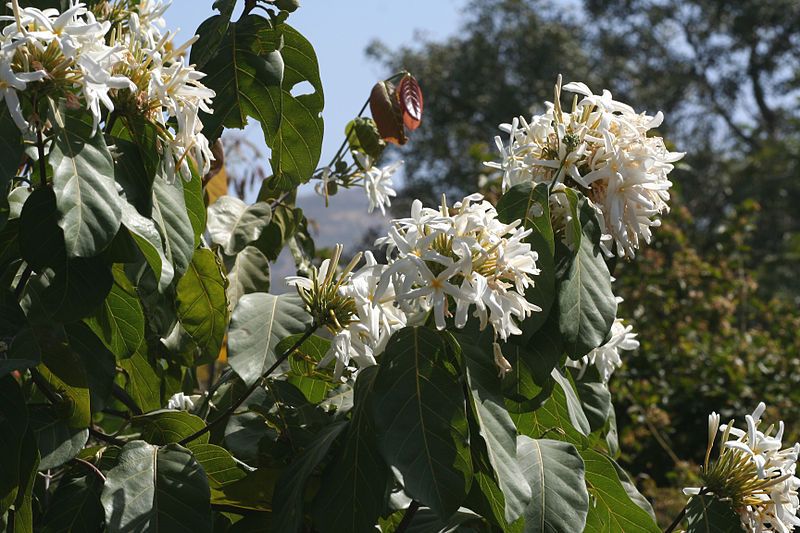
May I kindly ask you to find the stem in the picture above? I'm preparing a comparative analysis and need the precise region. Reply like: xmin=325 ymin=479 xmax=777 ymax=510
xmin=36 ymin=123 xmax=47 ymax=189
xmin=30 ymin=368 xmax=62 ymax=405
xmin=177 ymin=323 xmax=317 ymax=446
xmin=395 ymin=500 xmax=421 ymax=533
xmin=71 ymin=457 xmax=107 ymax=483
xmin=13 ymin=265 xmax=33 ymax=300
xmin=664 ymin=488 xmax=708 ymax=533
xmin=89 ymin=427 xmax=125 ymax=447
xmin=111 ymin=383 xmax=142 ymax=415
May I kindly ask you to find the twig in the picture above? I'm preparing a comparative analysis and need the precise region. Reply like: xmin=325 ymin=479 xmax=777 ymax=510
xmin=177 ymin=324 xmax=317 ymax=446
xmin=13 ymin=265 xmax=32 ymax=299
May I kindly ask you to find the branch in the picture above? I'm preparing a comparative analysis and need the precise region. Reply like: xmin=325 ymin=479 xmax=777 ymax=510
xmin=111 ymin=383 xmax=143 ymax=416
xmin=747 ymin=42 xmax=776 ymax=136
xmin=89 ymin=427 xmax=126 ymax=447
xmin=177 ymin=323 xmax=317 ymax=446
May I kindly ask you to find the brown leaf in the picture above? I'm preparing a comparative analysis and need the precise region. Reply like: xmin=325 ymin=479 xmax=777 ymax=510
xmin=369 ymin=81 xmax=406 ymax=145
xmin=397 ymin=74 xmax=423 ymax=131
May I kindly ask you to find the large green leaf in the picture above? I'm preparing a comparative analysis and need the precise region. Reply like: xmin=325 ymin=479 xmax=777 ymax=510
xmin=557 ymin=196 xmax=617 ymax=359
xmin=37 ymin=334 xmax=91 ymax=428
xmin=2 ymin=328 xmax=41 ymax=378
xmin=118 ymin=351 xmax=162 ymax=413
xmin=25 ymin=258 xmax=112 ymax=323
xmin=576 ymin=379 xmax=612 ymax=432
xmin=207 ymin=196 xmax=272 ymax=255
xmin=201 ymin=17 xmax=324 ymax=188
xmin=0 ymin=376 xmax=28 ymax=515
xmin=550 ymin=368 xmax=591 ymax=436
xmin=151 ymin=169 xmax=194 ymax=280
xmin=101 ymin=441 xmax=212 ymax=533
xmin=684 ymin=495 xmax=742 ymax=533
xmin=183 ymin=160 xmax=206 ymax=246
xmin=224 ymin=245 xmax=270 ymax=308
xmin=460 ymin=337 xmax=531 ymax=524
xmin=111 ymin=114 xmax=161 ymax=216
xmin=516 ymin=436 xmax=588 ymax=533
xmin=131 ymin=410 xmax=209 ymax=445
xmin=503 ymin=311 xmax=562 ymax=404
xmin=497 ymin=182 xmax=556 ymax=339
xmin=42 ymin=471 xmax=104 ymax=533
xmin=175 ymin=248 xmax=228 ymax=365
xmin=581 ymin=449 xmax=660 ymax=533
xmin=272 ymin=420 xmax=348 ymax=532
xmin=28 ymin=409 xmax=89 ymax=470
xmin=84 ymin=265 xmax=144 ymax=360
xmin=120 ymin=201 xmax=175 ymax=292
xmin=281 ymin=333 xmax=335 ymax=404
xmin=371 ymin=327 xmax=473 ymax=519
xmin=227 ymin=292 xmax=312 ymax=385
xmin=9 ymin=428 xmax=39 ymax=532
xmin=200 ymin=15 xmax=283 ymax=139
xmin=65 ymin=322 xmax=116 ymax=412
xmin=50 ymin=108 xmax=121 ymax=258
xmin=186 ymin=443 xmax=246 ymax=489
xmin=311 ymin=366 xmax=390 ymax=533
xmin=189 ymin=0 xmax=237 ymax=70
xmin=0 ymin=105 xmax=23 ymax=182
xmin=19 ymin=188 xmax=65 ymax=270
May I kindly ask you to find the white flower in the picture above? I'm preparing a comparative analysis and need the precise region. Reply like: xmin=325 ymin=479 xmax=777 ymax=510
xmin=569 ymin=318 xmax=638 ymax=382
xmin=687 ymin=403 xmax=800 ymax=533
xmin=354 ymin=152 xmax=401 ymax=215
xmin=166 ymin=392 xmax=196 ymax=411
xmin=487 ymin=76 xmax=684 ymax=258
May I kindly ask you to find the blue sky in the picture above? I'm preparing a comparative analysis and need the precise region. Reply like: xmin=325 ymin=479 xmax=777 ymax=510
xmin=165 ymin=0 xmax=467 ymax=166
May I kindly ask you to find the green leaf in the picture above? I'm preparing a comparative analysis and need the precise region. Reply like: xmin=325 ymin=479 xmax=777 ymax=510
xmin=131 ymin=410 xmax=209 ymax=445
xmin=9 ymin=428 xmax=39 ymax=533
xmin=581 ymin=449 xmax=660 ymax=533
xmin=227 ymin=293 xmax=312 ymax=385
xmin=201 ymin=17 xmax=325 ymax=188
xmin=111 ymin=115 xmax=161 ymax=216
xmin=311 ymin=366 xmax=390 ymax=533
xmin=685 ymin=495 xmax=742 ymax=533
xmin=65 ymin=322 xmax=116 ymax=412
xmin=371 ymin=327 xmax=473 ymax=519
xmin=509 ymin=371 xmax=589 ymax=448
xmin=200 ymin=15 xmax=283 ymax=139
xmin=101 ymin=441 xmax=212 ymax=533
xmin=345 ymin=117 xmax=385 ymax=160
xmin=0 ymin=105 xmax=23 ymax=183
xmin=550 ymin=368 xmax=591 ymax=436
xmin=42 ymin=471 xmax=104 ymax=533
xmin=272 ymin=420 xmax=348 ymax=533
xmin=460 ymin=336 xmax=531 ymax=524
xmin=189 ymin=0 xmax=237 ymax=70
xmin=19 ymin=188 xmax=65 ymax=270
xmin=503 ymin=310 xmax=562 ymax=404
xmin=270 ymin=23 xmax=324 ymax=187
xmin=209 ymin=466 xmax=279 ymax=513
xmin=29 ymin=408 xmax=89 ymax=470
xmin=186 ymin=443 xmax=246 ymax=489
xmin=151 ymin=169 xmax=195 ymax=280
xmin=280 ymin=334 xmax=335 ymax=404
xmin=516 ymin=436 xmax=588 ymax=533
xmin=121 ymin=201 xmax=175 ymax=291
xmin=175 ymin=248 xmax=229 ymax=365
xmin=497 ymin=182 xmax=556 ymax=339
xmin=576 ymin=380 xmax=612 ymax=432
xmin=557 ymin=196 xmax=617 ymax=359
xmin=84 ymin=265 xmax=145 ymax=360
xmin=118 ymin=351 xmax=162 ymax=413
xmin=0 ymin=376 xmax=28 ymax=515
xmin=50 ymin=107 xmax=121 ymax=258
xmin=207 ymin=196 xmax=272 ymax=255
xmin=37 ymin=334 xmax=91 ymax=428
xmin=2 ymin=328 xmax=41 ymax=378
xmin=224 ymin=245 xmax=270 ymax=308
xmin=23 ymin=258 xmax=113 ymax=323
xmin=611 ymin=459 xmax=656 ymax=521
xmin=184 ymin=160 xmax=206 ymax=246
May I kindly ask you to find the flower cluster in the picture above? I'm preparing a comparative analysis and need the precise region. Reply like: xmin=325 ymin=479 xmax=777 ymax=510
xmin=686 ymin=404 xmax=800 ymax=533
xmin=0 ymin=0 xmax=215 ymax=180
xmin=288 ymin=193 xmax=541 ymax=377
xmin=486 ymin=76 xmax=684 ymax=258
xmin=567 ymin=317 xmax=639 ymax=382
